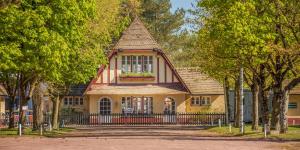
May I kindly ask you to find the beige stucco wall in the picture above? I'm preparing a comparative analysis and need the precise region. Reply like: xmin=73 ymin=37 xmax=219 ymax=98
xmin=87 ymin=94 xmax=187 ymax=114
xmin=86 ymin=94 xmax=225 ymax=114
xmin=0 ymin=96 xmax=5 ymax=114
xmin=288 ymin=95 xmax=300 ymax=117
xmin=185 ymin=95 xmax=225 ymax=113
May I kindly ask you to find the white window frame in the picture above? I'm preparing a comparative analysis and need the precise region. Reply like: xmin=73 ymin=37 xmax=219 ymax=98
xmin=98 ymin=97 xmax=112 ymax=115
xmin=201 ymin=96 xmax=211 ymax=106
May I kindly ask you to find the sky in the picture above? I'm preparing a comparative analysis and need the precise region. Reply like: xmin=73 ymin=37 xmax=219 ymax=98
xmin=170 ymin=0 xmax=196 ymax=13
xmin=170 ymin=0 xmax=197 ymax=31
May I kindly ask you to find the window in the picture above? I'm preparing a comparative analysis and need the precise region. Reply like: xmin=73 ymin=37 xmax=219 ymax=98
xmin=99 ymin=98 xmax=111 ymax=115
xmin=202 ymin=96 xmax=211 ymax=106
xmin=191 ymin=96 xmax=201 ymax=105
xmin=191 ymin=96 xmax=211 ymax=106
xmin=80 ymin=97 xmax=84 ymax=105
xmin=143 ymin=56 xmax=153 ymax=73
xmin=74 ymin=97 xmax=79 ymax=105
xmin=122 ymin=56 xmax=131 ymax=73
xmin=121 ymin=55 xmax=153 ymax=73
xmin=122 ymin=96 xmax=153 ymax=114
xmin=64 ymin=97 xmax=68 ymax=105
xmin=164 ymin=97 xmax=176 ymax=114
xmin=288 ymin=102 xmax=297 ymax=109
xmin=68 ymin=97 xmax=73 ymax=105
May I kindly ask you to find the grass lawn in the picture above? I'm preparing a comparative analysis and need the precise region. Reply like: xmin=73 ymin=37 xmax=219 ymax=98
xmin=0 ymin=127 xmax=75 ymax=137
xmin=207 ymin=124 xmax=300 ymax=140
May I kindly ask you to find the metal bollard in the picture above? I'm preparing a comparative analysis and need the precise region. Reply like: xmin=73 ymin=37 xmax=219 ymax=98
xmin=40 ymin=124 xmax=43 ymax=135
xmin=18 ymin=123 xmax=22 ymax=136
xmin=264 ymin=124 xmax=267 ymax=138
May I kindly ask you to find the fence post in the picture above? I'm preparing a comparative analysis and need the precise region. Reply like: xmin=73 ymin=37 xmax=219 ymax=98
xmin=264 ymin=124 xmax=267 ymax=138
xmin=218 ymin=119 xmax=221 ymax=128
xmin=40 ymin=124 xmax=43 ymax=135
xmin=18 ymin=123 xmax=22 ymax=136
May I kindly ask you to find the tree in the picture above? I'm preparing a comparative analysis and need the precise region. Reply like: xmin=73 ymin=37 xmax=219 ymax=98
xmin=0 ymin=0 xmax=100 ymax=129
xmin=194 ymin=0 xmax=300 ymax=134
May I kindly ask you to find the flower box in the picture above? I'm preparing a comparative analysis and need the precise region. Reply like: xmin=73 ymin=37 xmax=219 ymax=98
xmin=119 ymin=76 xmax=155 ymax=81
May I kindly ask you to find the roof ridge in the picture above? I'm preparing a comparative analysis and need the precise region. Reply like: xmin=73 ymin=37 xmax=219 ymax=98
xmin=113 ymin=17 xmax=161 ymax=50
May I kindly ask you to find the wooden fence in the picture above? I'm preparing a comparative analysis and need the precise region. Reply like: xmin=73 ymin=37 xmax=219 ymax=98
xmin=60 ymin=112 xmax=226 ymax=127
xmin=1 ymin=112 xmax=226 ymax=127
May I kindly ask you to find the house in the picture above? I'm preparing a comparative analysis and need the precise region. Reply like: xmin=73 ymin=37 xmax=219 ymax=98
xmin=288 ymin=84 xmax=300 ymax=125
xmin=228 ymin=84 xmax=300 ymax=125
xmin=62 ymin=85 xmax=88 ymax=113
xmin=0 ymin=85 xmax=7 ymax=114
xmin=72 ymin=18 xmax=225 ymax=115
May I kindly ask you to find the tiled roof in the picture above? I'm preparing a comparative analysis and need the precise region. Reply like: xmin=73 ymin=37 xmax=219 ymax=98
xmin=86 ymin=83 xmax=187 ymax=95
xmin=290 ymin=83 xmax=300 ymax=94
xmin=113 ymin=17 xmax=160 ymax=50
xmin=176 ymin=68 xmax=224 ymax=95
xmin=67 ymin=85 xmax=88 ymax=96
xmin=0 ymin=85 xmax=7 ymax=96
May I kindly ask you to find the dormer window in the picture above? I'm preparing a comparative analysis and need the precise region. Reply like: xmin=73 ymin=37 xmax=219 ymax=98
xmin=122 ymin=55 xmax=153 ymax=73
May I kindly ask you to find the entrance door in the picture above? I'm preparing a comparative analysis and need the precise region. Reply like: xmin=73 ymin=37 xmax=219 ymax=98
xmin=163 ymin=97 xmax=176 ymax=123
xmin=99 ymin=97 xmax=112 ymax=123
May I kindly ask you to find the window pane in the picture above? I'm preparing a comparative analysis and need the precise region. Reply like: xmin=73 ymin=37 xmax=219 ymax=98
xmin=74 ymin=97 xmax=79 ymax=105
xmin=132 ymin=56 xmax=137 ymax=72
xmin=80 ymin=98 xmax=83 ymax=105
xmin=64 ymin=98 xmax=68 ymax=105
xmin=69 ymin=97 xmax=73 ymax=105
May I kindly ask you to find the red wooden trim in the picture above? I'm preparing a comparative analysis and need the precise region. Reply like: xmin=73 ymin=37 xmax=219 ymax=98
xmin=130 ymin=56 xmax=132 ymax=72
xmin=159 ymin=52 xmax=191 ymax=93
xmin=164 ymin=61 xmax=167 ymax=83
xmin=84 ymin=50 xmax=117 ymax=94
xmin=115 ymin=57 xmax=117 ymax=84
xmin=172 ymin=73 xmax=174 ymax=83
xmin=141 ymin=96 xmax=144 ymax=113
xmin=141 ymin=55 xmax=144 ymax=72
xmin=157 ymin=57 xmax=159 ymax=83
xmin=107 ymin=63 xmax=110 ymax=84
xmin=115 ymin=49 xmax=154 ymax=53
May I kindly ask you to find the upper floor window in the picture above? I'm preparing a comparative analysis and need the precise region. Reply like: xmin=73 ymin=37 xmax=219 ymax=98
xmin=122 ymin=55 xmax=153 ymax=73
xmin=191 ymin=96 xmax=211 ymax=106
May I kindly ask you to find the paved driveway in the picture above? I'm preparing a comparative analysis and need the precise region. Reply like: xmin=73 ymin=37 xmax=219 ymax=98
xmin=0 ymin=127 xmax=299 ymax=150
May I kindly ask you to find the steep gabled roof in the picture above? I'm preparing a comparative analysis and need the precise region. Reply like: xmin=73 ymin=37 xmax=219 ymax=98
xmin=176 ymin=68 xmax=224 ymax=95
xmin=113 ymin=17 xmax=160 ymax=50
xmin=290 ymin=83 xmax=300 ymax=94
xmin=0 ymin=85 xmax=7 ymax=96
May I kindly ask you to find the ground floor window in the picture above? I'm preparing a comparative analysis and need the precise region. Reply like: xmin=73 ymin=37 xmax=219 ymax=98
xmin=99 ymin=98 xmax=111 ymax=115
xmin=288 ymin=102 xmax=297 ymax=109
xmin=122 ymin=96 xmax=153 ymax=114
xmin=63 ymin=96 xmax=84 ymax=106
xmin=164 ymin=97 xmax=176 ymax=114
xmin=191 ymin=96 xmax=211 ymax=106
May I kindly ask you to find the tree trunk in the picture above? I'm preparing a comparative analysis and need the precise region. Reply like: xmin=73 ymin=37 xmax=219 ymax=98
xmin=279 ymin=90 xmax=289 ymax=133
xmin=224 ymin=77 xmax=230 ymax=124
xmin=234 ymin=78 xmax=241 ymax=127
xmin=32 ymin=84 xmax=44 ymax=131
xmin=251 ymin=82 xmax=259 ymax=131
xmin=239 ymin=66 xmax=244 ymax=133
xmin=52 ymin=96 xmax=61 ymax=129
xmin=271 ymin=84 xmax=283 ymax=131
xmin=8 ymin=97 xmax=15 ymax=128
